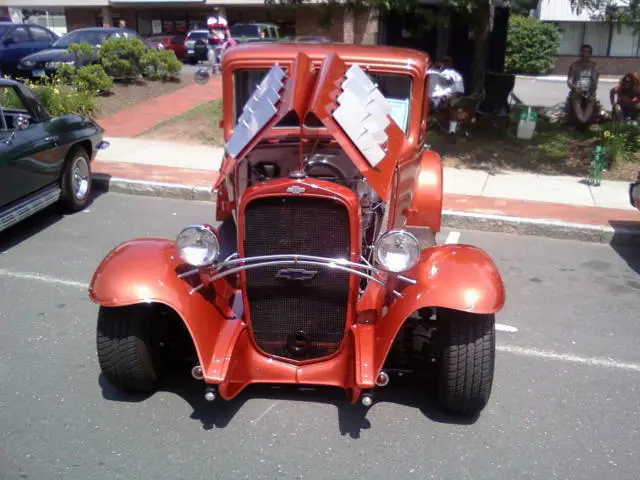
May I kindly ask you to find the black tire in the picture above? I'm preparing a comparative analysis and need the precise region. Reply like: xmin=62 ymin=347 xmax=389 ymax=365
xmin=60 ymin=146 xmax=92 ymax=213
xmin=96 ymin=306 xmax=161 ymax=393
xmin=436 ymin=309 xmax=495 ymax=416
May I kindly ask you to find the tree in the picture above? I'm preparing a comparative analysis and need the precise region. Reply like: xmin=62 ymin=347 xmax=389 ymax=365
xmin=269 ymin=0 xmax=496 ymax=93
xmin=570 ymin=0 xmax=640 ymax=35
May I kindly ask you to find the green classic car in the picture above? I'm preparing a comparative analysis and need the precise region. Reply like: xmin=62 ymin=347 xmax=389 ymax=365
xmin=0 ymin=77 xmax=107 ymax=233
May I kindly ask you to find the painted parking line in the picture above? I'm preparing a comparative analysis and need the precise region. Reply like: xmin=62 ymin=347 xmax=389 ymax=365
xmin=496 ymin=324 xmax=519 ymax=333
xmin=444 ymin=231 xmax=461 ymax=244
xmin=0 ymin=268 xmax=88 ymax=289
xmin=2 ymin=268 xmax=639 ymax=373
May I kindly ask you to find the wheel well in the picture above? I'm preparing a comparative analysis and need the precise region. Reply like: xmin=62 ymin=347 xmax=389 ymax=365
xmin=69 ymin=139 xmax=92 ymax=161
xmin=102 ymin=302 xmax=198 ymax=361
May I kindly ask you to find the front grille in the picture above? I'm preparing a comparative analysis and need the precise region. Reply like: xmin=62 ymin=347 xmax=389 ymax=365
xmin=243 ymin=196 xmax=350 ymax=361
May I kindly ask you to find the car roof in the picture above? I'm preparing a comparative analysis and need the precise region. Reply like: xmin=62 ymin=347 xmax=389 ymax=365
xmin=223 ymin=42 xmax=430 ymax=73
xmin=231 ymin=22 xmax=277 ymax=27
xmin=0 ymin=77 xmax=23 ymax=88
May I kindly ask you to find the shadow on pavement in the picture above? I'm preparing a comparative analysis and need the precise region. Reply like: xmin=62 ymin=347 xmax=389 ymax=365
xmin=0 ymin=189 xmax=106 ymax=253
xmin=609 ymin=220 xmax=640 ymax=275
xmin=99 ymin=370 xmax=480 ymax=438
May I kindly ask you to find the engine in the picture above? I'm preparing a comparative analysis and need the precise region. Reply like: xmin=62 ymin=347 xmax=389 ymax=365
xmin=242 ymin=144 xmax=386 ymax=260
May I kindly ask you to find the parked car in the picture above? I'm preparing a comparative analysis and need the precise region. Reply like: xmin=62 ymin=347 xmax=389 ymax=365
xmin=146 ymin=34 xmax=186 ymax=61
xmin=0 ymin=78 xmax=108 ymax=233
xmin=184 ymin=29 xmax=213 ymax=65
xmin=16 ymin=27 xmax=157 ymax=79
xmin=89 ymin=42 xmax=506 ymax=418
xmin=630 ymin=172 xmax=640 ymax=210
xmin=0 ymin=23 xmax=59 ymax=77
xmin=294 ymin=35 xmax=332 ymax=43
xmin=229 ymin=22 xmax=280 ymax=43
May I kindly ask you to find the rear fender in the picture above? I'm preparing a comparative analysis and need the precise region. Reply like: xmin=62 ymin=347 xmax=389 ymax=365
xmin=374 ymin=244 xmax=505 ymax=373
xmin=89 ymin=238 xmax=244 ymax=381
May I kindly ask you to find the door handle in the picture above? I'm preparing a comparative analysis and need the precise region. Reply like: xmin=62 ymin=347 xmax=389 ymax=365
xmin=45 ymin=135 xmax=59 ymax=145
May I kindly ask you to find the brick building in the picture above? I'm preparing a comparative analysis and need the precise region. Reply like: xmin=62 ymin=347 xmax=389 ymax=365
xmin=0 ymin=0 xmax=379 ymax=44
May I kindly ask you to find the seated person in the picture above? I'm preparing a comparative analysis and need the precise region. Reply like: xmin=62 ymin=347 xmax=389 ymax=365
xmin=566 ymin=44 xmax=600 ymax=129
xmin=427 ymin=56 xmax=465 ymax=140
xmin=610 ymin=72 xmax=640 ymax=122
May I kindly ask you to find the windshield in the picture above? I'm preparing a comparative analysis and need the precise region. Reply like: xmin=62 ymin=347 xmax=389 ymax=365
xmin=0 ymin=26 xmax=9 ymax=38
xmin=53 ymin=30 xmax=110 ymax=48
xmin=187 ymin=31 xmax=208 ymax=41
xmin=233 ymin=68 xmax=413 ymax=133
xmin=230 ymin=24 xmax=260 ymax=37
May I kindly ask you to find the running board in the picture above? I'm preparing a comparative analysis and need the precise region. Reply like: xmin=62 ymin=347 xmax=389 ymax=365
xmin=0 ymin=185 xmax=61 ymax=233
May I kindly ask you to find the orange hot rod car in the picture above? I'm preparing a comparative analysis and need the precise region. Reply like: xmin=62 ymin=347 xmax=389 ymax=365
xmin=89 ymin=43 xmax=506 ymax=416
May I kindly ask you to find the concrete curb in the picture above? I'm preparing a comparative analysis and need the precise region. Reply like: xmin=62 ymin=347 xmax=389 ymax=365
xmin=442 ymin=210 xmax=640 ymax=245
xmin=92 ymin=174 xmax=214 ymax=202
xmin=92 ymin=175 xmax=640 ymax=245
xmin=516 ymin=75 xmax=619 ymax=83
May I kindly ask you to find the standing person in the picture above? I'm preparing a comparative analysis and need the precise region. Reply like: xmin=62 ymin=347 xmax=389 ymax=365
xmin=567 ymin=44 xmax=600 ymax=129
xmin=428 ymin=56 xmax=466 ymax=141
xmin=610 ymin=72 xmax=640 ymax=123
xmin=118 ymin=19 xmax=126 ymax=28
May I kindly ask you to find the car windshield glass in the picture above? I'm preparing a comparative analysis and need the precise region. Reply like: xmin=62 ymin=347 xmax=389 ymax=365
xmin=229 ymin=24 xmax=260 ymax=37
xmin=233 ymin=68 xmax=413 ymax=133
xmin=53 ymin=30 xmax=110 ymax=48
xmin=0 ymin=26 xmax=9 ymax=37
xmin=187 ymin=32 xmax=208 ymax=41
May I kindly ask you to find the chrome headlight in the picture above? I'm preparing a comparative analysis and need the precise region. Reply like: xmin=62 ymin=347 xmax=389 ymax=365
xmin=374 ymin=229 xmax=420 ymax=273
xmin=176 ymin=224 xmax=220 ymax=267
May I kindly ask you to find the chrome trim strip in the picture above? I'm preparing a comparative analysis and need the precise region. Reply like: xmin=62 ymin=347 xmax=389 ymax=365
xmin=0 ymin=185 xmax=61 ymax=233
xmin=207 ymin=259 xmax=404 ymax=298
xmin=212 ymin=254 xmax=417 ymax=284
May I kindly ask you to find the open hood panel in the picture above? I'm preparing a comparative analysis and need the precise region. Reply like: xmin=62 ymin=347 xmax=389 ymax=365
xmin=223 ymin=51 xmax=408 ymax=199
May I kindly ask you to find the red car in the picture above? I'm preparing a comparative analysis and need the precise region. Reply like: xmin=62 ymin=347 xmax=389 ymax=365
xmin=90 ymin=43 xmax=506 ymax=418
xmin=146 ymin=34 xmax=186 ymax=61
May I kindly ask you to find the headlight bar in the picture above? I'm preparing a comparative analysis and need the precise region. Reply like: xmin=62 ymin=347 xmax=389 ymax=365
xmin=177 ymin=253 xmax=417 ymax=297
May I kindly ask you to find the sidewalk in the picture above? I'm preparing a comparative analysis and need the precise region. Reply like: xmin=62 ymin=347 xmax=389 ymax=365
xmin=98 ymin=76 xmax=222 ymax=137
xmin=92 ymin=138 xmax=640 ymax=244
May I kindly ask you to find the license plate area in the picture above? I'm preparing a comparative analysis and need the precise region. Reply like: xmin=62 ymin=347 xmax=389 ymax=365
xmin=32 ymin=69 xmax=45 ymax=77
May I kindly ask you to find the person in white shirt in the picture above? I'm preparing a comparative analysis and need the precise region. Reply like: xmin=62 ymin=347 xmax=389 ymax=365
xmin=427 ymin=56 xmax=465 ymax=140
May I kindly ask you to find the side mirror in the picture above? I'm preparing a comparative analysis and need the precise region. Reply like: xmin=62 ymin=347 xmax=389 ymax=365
xmin=15 ymin=115 xmax=29 ymax=130
xmin=3 ymin=38 xmax=16 ymax=47
xmin=218 ymin=119 xmax=224 ymax=129
xmin=194 ymin=67 xmax=210 ymax=85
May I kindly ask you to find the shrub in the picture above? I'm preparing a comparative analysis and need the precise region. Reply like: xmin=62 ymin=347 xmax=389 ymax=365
xmin=22 ymin=76 xmax=97 ymax=117
xmin=72 ymin=64 xmax=113 ymax=93
xmin=139 ymin=49 xmax=182 ymax=81
xmin=505 ymin=15 xmax=561 ymax=75
xmin=591 ymin=122 xmax=640 ymax=165
xmin=67 ymin=41 xmax=94 ymax=59
xmin=98 ymin=37 xmax=147 ymax=80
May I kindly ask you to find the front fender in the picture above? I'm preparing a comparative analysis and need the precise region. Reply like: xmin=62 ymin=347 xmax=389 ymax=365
xmin=374 ymin=244 xmax=505 ymax=373
xmin=89 ymin=238 xmax=243 ymax=382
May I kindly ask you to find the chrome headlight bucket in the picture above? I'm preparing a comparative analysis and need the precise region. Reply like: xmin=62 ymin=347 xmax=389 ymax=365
xmin=374 ymin=229 xmax=420 ymax=273
xmin=176 ymin=224 xmax=220 ymax=267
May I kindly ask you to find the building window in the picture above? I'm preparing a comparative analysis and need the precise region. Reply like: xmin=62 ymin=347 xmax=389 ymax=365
xmin=610 ymin=25 xmax=640 ymax=57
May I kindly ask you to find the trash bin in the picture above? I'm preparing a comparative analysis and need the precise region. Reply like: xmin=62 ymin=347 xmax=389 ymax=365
xmin=517 ymin=106 xmax=538 ymax=140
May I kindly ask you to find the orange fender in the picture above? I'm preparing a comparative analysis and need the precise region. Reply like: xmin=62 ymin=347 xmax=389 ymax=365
xmin=88 ymin=238 xmax=244 ymax=384
xmin=404 ymin=149 xmax=443 ymax=232
xmin=374 ymin=244 xmax=505 ymax=373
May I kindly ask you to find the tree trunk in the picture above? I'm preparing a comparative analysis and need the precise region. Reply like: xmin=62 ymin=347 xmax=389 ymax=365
xmin=436 ymin=11 xmax=451 ymax=60
xmin=471 ymin=0 xmax=491 ymax=94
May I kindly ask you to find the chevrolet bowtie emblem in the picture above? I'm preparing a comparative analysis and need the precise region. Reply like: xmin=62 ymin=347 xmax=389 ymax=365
xmin=275 ymin=268 xmax=318 ymax=281
xmin=287 ymin=185 xmax=305 ymax=194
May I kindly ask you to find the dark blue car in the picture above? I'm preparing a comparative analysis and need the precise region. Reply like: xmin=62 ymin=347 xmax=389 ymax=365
xmin=0 ymin=23 xmax=59 ymax=77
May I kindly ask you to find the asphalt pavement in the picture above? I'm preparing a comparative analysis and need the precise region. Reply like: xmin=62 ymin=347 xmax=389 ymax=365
xmin=513 ymin=76 xmax=619 ymax=109
xmin=1 ymin=192 xmax=639 ymax=480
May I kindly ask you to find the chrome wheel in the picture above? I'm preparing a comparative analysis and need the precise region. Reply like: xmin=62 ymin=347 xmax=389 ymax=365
xmin=72 ymin=155 xmax=90 ymax=201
